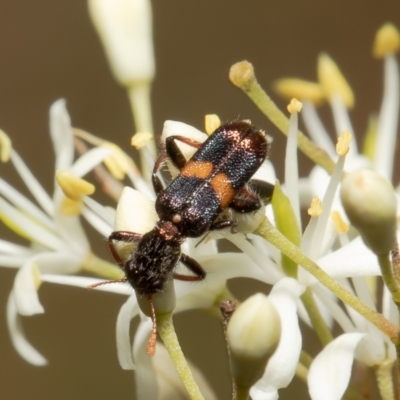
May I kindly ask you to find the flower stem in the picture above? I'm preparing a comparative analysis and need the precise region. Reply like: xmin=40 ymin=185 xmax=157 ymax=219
xmin=229 ymin=61 xmax=336 ymax=174
xmin=378 ymin=252 xmax=400 ymax=306
xmin=127 ymin=83 xmax=156 ymax=179
xmin=255 ymin=218 xmax=400 ymax=341
xmin=157 ymin=313 xmax=204 ymax=400
xmin=301 ymin=288 xmax=333 ymax=346
xmin=375 ymin=360 xmax=395 ymax=400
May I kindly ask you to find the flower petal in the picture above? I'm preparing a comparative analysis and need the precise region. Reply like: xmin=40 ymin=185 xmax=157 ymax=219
xmin=308 ymin=333 xmax=364 ymax=400
xmin=6 ymin=292 xmax=48 ymax=366
xmin=50 ymin=99 xmax=74 ymax=171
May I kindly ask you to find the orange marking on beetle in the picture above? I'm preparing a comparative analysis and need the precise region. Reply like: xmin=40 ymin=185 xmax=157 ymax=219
xmin=181 ymin=161 xmax=213 ymax=179
xmin=210 ymin=173 xmax=235 ymax=208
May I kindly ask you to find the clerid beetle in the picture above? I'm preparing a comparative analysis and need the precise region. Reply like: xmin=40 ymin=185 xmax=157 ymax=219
xmin=89 ymin=120 xmax=272 ymax=355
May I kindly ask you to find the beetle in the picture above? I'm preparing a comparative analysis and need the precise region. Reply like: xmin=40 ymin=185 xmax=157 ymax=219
xmin=89 ymin=120 xmax=273 ymax=354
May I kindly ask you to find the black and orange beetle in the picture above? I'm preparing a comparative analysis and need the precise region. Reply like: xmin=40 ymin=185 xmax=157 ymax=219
xmin=90 ymin=120 xmax=273 ymax=354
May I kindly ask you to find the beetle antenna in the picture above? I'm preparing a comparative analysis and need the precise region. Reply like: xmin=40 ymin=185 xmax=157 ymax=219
xmin=147 ymin=295 xmax=157 ymax=356
xmin=87 ymin=279 xmax=127 ymax=291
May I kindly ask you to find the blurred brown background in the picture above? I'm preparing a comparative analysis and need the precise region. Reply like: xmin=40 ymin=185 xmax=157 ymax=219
xmin=0 ymin=1 xmax=399 ymax=399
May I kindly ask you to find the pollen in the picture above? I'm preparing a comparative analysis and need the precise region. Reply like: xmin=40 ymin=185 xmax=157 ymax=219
xmin=274 ymin=79 xmax=324 ymax=105
xmin=131 ymin=131 xmax=154 ymax=149
xmin=287 ymin=98 xmax=303 ymax=113
xmin=336 ymin=130 xmax=352 ymax=157
xmin=330 ymin=211 xmax=349 ymax=234
xmin=308 ymin=196 xmax=323 ymax=217
xmin=56 ymin=170 xmax=95 ymax=201
xmin=102 ymin=142 xmax=133 ymax=180
xmin=205 ymin=114 xmax=221 ymax=135
xmin=0 ymin=129 xmax=11 ymax=163
xmin=318 ymin=53 xmax=354 ymax=109
xmin=373 ymin=23 xmax=400 ymax=58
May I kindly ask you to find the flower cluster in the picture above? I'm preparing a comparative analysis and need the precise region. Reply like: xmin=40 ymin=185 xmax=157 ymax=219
xmin=1 ymin=1 xmax=400 ymax=400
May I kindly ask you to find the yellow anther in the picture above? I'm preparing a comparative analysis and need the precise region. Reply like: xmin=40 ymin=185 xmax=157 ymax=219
xmin=60 ymin=197 xmax=82 ymax=216
xmin=0 ymin=130 xmax=11 ymax=162
xmin=308 ymin=196 xmax=323 ymax=217
xmin=330 ymin=211 xmax=349 ymax=234
xmin=336 ymin=130 xmax=352 ymax=157
xmin=131 ymin=131 xmax=153 ymax=149
xmin=56 ymin=171 xmax=95 ymax=201
xmin=373 ymin=23 xmax=400 ymax=58
xmin=318 ymin=53 xmax=355 ymax=108
xmin=205 ymin=114 xmax=221 ymax=135
xmin=287 ymin=98 xmax=303 ymax=113
xmin=102 ymin=143 xmax=132 ymax=180
xmin=274 ymin=79 xmax=324 ymax=105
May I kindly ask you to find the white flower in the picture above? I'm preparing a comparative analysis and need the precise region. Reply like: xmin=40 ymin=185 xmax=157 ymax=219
xmin=0 ymin=100 xmax=117 ymax=365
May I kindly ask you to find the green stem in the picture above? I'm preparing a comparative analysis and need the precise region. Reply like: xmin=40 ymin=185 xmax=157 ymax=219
xmin=127 ymin=83 xmax=156 ymax=180
xmin=255 ymin=218 xmax=400 ymax=341
xmin=375 ymin=360 xmax=395 ymax=400
xmin=301 ymin=288 xmax=333 ymax=346
xmin=379 ymin=253 xmax=400 ymax=309
xmin=157 ymin=313 xmax=204 ymax=400
xmin=229 ymin=61 xmax=336 ymax=174
xmin=235 ymin=385 xmax=250 ymax=400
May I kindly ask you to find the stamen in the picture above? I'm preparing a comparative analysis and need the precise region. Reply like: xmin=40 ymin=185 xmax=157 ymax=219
xmin=56 ymin=171 xmax=95 ymax=201
xmin=308 ymin=196 xmax=323 ymax=217
xmin=330 ymin=211 xmax=349 ymax=234
xmin=131 ymin=131 xmax=153 ymax=149
xmin=318 ymin=53 xmax=354 ymax=109
xmin=147 ymin=295 xmax=157 ymax=357
xmin=287 ymin=98 xmax=303 ymax=113
xmin=274 ymin=79 xmax=324 ymax=105
xmin=373 ymin=23 xmax=400 ymax=59
xmin=102 ymin=143 xmax=132 ymax=180
xmin=205 ymin=114 xmax=221 ymax=135
xmin=0 ymin=130 xmax=11 ymax=162
xmin=336 ymin=130 xmax=352 ymax=157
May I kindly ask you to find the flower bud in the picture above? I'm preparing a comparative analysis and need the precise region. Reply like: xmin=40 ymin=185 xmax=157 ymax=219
xmin=227 ymin=294 xmax=281 ymax=390
xmin=340 ymin=169 xmax=397 ymax=255
xmin=88 ymin=0 xmax=155 ymax=87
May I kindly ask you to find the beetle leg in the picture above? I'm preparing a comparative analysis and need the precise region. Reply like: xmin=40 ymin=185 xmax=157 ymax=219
xmin=152 ymin=151 xmax=167 ymax=195
xmin=166 ymin=135 xmax=203 ymax=170
xmin=108 ymin=231 xmax=143 ymax=266
xmin=174 ymin=253 xmax=206 ymax=281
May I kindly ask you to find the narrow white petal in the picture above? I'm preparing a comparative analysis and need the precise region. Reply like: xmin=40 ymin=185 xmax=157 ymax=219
xmin=225 ymin=233 xmax=284 ymax=284
xmin=251 ymin=279 xmax=304 ymax=397
xmin=308 ymin=333 xmax=364 ymax=400
xmin=302 ymin=101 xmax=336 ymax=158
xmin=0 ymin=197 xmax=63 ymax=250
xmin=374 ymin=55 xmax=399 ymax=180
xmin=10 ymin=150 xmax=54 ymax=216
xmin=126 ymin=169 xmax=155 ymax=200
xmin=116 ymin=294 xmax=139 ymax=370
xmin=69 ymin=146 xmax=112 ymax=177
xmin=134 ymin=318 xmax=159 ymax=400
xmin=81 ymin=205 xmax=113 ymax=237
xmin=14 ymin=260 xmax=44 ymax=315
xmin=0 ymin=255 xmax=30 ymax=267
xmin=50 ymin=99 xmax=74 ymax=171
xmin=0 ymin=239 xmax=32 ymax=256
xmin=0 ymin=178 xmax=55 ymax=231
xmin=6 ymin=292 xmax=48 ymax=366
xmin=330 ymin=94 xmax=357 ymax=154
xmin=318 ymin=237 xmax=380 ymax=278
